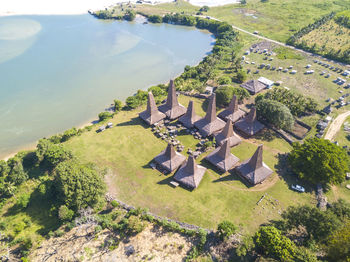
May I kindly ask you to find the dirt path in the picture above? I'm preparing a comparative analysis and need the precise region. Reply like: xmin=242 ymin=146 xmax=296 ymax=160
xmin=324 ymin=111 xmax=350 ymax=141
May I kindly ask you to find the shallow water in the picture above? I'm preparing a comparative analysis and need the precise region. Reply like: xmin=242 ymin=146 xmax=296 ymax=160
xmin=0 ymin=15 xmax=214 ymax=158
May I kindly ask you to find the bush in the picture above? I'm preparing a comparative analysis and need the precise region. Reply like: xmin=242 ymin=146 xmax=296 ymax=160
xmin=256 ymin=99 xmax=295 ymax=130
xmin=7 ymin=156 xmax=28 ymax=186
xmin=148 ymin=15 xmax=162 ymax=23
xmin=110 ymin=200 xmax=119 ymax=208
xmin=61 ymin=128 xmax=79 ymax=142
xmin=127 ymin=215 xmax=146 ymax=234
xmin=217 ymin=221 xmax=237 ymax=241
xmin=58 ymin=205 xmax=74 ymax=222
xmin=235 ymin=69 xmax=247 ymax=83
xmin=16 ymin=194 xmax=30 ymax=209
xmin=98 ymin=112 xmax=113 ymax=122
xmin=123 ymin=10 xmax=136 ymax=21
xmin=217 ymin=75 xmax=232 ymax=85
xmin=125 ymin=90 xmax=148 ymax=109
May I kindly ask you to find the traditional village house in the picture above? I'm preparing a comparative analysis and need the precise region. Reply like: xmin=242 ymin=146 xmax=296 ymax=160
xmin=173 ymin=155 xmax=206 ymax=189
xmin=205 ymin=140 xmax=239 ymax=172
xmin=235 ymin=145 xmax=273 ymax=185
xmin=139 ymin=91 xmax=166 ymax=125
xmin=235 ymin=108 xmax=265 ymax=136
xmin=179 ymin=100 xmax=201 ymax=128
xmin=194 ymin=93 xmax=225 ymax=137
xmin=158 ymin=80 xmax=186 ymax=120
xmin=214 ymin=120 xmax=242 ymax=147
xmin=218 ymin=95 xmax=246 ymax=123
xmin=154 ymin=143 xmax=186 ymax=173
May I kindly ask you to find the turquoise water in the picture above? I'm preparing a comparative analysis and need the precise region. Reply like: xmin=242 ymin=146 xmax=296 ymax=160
xmin=0 ymin=15 xmax=213 ymax=158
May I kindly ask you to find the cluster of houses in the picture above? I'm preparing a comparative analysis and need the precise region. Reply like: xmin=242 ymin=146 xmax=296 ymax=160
xmin=139 ymin=80 xmax=273 ymax=190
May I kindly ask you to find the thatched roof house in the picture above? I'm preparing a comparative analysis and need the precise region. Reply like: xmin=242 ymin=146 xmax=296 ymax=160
xmin=235 ymin=108 xmax=265 ymax=136
xmin=154 ymin=143 xmax=186 ymax=173
xmin=158 ymin=80 xmax=186 ymax=120
xmin=214 ymin=120 xmax=242 ymax=147
xmin=139 ymin=92 xmax=166 ymax=125
xmin=218 ymin=95 xmax=246 ymax=123
xmin=205 ymin=140 xmax=239 ymax=172
xmin=179 ymin=100 xmax=201 ymax=128
xmin=194 ymin=93 xmax=226 ymax=137
xmin=173 ymin=155 xmax=206 ymax=189
xmin=235 ymin=145 xmax=273 ymax=185
xmin=241 ymin=80 xmax=266 ymax=94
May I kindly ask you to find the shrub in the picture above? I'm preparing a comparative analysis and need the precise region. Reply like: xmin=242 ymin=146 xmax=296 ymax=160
xmin=217 ymin=221 xmax=237 ymax=241
xmin=148 ymin=15 xmax=162 ymax=23
xmin=127 ymin=215 xmax=146 ymax=234
xmin=217 ymin=75 xmax=232 ymax=85
xmin=61 ymin=128 xmax=79 ymax=142
xmin=123 ymin=10 xmax=136 ymax=21
xmin=16 ymin=194 xmax=30 ymax=209
xmin=110 ymin=200 xmax=119 ymax=208
xmin=58 ymin=205 xmax=74 ymax=222
xmin=114 ymin=99 xmax=123 ymax=112
xmin=7 ymin=156 xmax=28 ymax=186
xmin=235 ymin=69 xmax=247 ymax=83
xmin=98 ymin=112 xmax=113 ymax=122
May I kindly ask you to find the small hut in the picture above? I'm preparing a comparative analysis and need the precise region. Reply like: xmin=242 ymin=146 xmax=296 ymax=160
xmin=235 ymin=145 xmax=273 ymax=185
xmin=194 ymin=93 xmax=225 ymax=137
xmin=154 ymin=143 xmax=186 ymax=173
xmin=158 ymin=80 xmax=186 ymax=120
xmin=214 ymin=120 xmax=242 ymax=147
xmin=205 ymin=140 xmax=239 ymax=172
xmin=179 ymin=100 xmax=201 ymax=128
xmin=241 ymin=79 xmax=266 ymax=94
xmin=173 ymin=155 xmax=206 ymax=189
xmin=218 ymin=95 xmax=246 ymax=123
xmin=235 ymin=108 xmax=265 ymax=136
xmin=139 ymin=92 xmax=166 ymax=125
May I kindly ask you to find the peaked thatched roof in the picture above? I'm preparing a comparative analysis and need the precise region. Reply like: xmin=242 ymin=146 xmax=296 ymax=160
xmin=179 ymin=100 xmax=201 ymax=128
xmin=194 ymin=93 xmax=225 ymax=137
xmin=154 ymin=143 xmax=186 ymax=173
xmin=214 ymin=120 xmax=242 ymax=147
xmin=235 ymin=145 xmax=273 ymax=185
xmin=173 ymin=155 xmax=206 ymax=189
xmin=218 ymin=95 xmax=246 ymax=123
xmin=241 ymin=80 xmax=266 ymax=94
xmin=158 ymin=80 xmax=186 ymax=120
xmin=139 ymin=92 xmax=166 ymax=125
xmin=205 ymin=140 xmax=239 ymax=172
xmin=235 ymin=108 xmax=265 ymax=136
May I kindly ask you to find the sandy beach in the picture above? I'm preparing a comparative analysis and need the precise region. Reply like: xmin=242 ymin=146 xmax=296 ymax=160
xmin=0 ymin=0 xmax=239 ymax=16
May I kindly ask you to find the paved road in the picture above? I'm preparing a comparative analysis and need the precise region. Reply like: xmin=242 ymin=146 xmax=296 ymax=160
xmin=200 ymin=15 xmax=349 ymax=68
xmin=324 ymin=111 xmax=350 ymax=141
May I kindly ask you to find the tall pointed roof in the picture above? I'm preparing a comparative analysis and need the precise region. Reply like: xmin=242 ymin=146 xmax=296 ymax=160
xmin=139 ymin=92 xmax=166 ymax=125
xmin=235 ymin=145 xmax=273 ymax=185
xmin=194 ymin=93 xmax=225 ymax=137
xmin=218 ymin=95 xmax=246 ymax=122
xmin=205 ymin=140 xmax=239 ymax=172
xmin=241 ymin=79 xmax=266 ymax=94
xmin=214 ymin=120 xmax=242 ymax=147
xmin=173 ymin=155 xmax=206 ymax=189
xmin=179 ymin=101 xmax=201 ymax=128
xmin=158 ymin=80 xmax=186 ymax=120
xmin=205 ymin=93 xmax=217 ymax=123
xmin=235 ymin=107 xmax=265 ymax=136
xmin=154 ymin=143 xmax=186 ymax=173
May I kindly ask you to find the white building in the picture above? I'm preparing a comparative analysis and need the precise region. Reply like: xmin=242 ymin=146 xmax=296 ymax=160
xmin=258 ymin=77 xmax=274 ymax=89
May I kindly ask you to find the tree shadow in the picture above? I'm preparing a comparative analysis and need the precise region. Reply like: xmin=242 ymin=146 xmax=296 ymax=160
xmin=117 ymin=117 xmax=146 ymax=128
xmin=254 ymin=128 xmax=278 ymax=142
xmin=200 ymin=159 xmax=226 ymax=176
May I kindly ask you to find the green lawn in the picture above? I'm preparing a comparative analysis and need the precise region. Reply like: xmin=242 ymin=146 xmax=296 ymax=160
xmin=334 ymin=116 xmax=350 ymax=147
xmin=65 ymin=95 xmax=314 ymax=233
xmin=134 ymin=0 xmax=350 ymax=42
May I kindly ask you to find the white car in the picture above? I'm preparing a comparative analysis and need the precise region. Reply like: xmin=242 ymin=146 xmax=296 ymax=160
xmin=291 ymin=185 xmax=305 ymax=193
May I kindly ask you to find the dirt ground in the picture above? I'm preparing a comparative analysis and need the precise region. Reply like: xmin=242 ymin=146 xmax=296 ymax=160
xmin=324 ymin=111 xmax=350 ymax=141
xmin=30 ymin=224 xmax=195 ymax=262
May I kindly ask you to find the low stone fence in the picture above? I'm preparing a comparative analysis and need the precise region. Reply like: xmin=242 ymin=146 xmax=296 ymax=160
xmin=106 ymin=194 xmax=213 ymax=233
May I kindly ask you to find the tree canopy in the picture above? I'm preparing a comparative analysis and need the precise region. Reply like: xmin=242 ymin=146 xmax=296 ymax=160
xmin=327 ymin=220 xmax=350 ymax=262
xmin=216 ymin=85 xmax=249 ymax=107
xmin=54 ymin=160 xmax=106 ymax=211
xmin=256 ymin=98 xmax=294 ymax=130
xmin=288 ymin=138 xmax=350 ymax=185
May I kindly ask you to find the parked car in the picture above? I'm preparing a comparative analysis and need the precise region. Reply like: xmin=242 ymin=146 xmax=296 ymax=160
xmin=291 ymin=185 xmax=305 ymax=193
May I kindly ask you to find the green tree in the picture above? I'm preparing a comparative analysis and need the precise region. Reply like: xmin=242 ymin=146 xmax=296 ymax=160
xmin=217 ymin=75 xmax=232 ymax=85
xmin=199 ymin=6 xmax=210 ymax=12
xmin=254 ymin=226 xmax=296 ymax=261
xmin=114 ymin=99 xmax=123 ymax=112
xmin=327 ymin=220 xmax=350 ymax=262
xmin=124 ymin=9 xmax=136 ymax=21
xmin=7 ymin=156 xmax=28 ymax=185
xmin=216 ymin=85 xmax=234 ymax=107
xmin=232 ymin=87 xmax=250 ymax=102
xmin=328 ymin=199 xmax=350 ymax=220
xmin=58 ymin=205 xmax=74 ymax=222
xmin=235 ymin=69 xmax=247 ymax=83
xmin=148 ymin=15 xmax=162 ymax=23
xmin=217 ymin=220 xmax=237 ymax=241
xmin=44 ymin=144 xmax=73 ymax=168
xmin=288 ymin=138 xmax=350 ymax=185
xmin=281 ymin=205 xmax=341 ymax=243
xmin=54 ymin=160 xmax=106 ymax=211
xmin=256 ymin=99 xmax=294 ymax=130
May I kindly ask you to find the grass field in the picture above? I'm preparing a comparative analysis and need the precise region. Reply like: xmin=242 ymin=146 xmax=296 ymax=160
xmin=334 ymin=116 xmax=350 ymax=146
xmin=65 ymin=95 xmax=316 ymax=233
xmin=134 ymin=0 xmax=350 ymax=42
